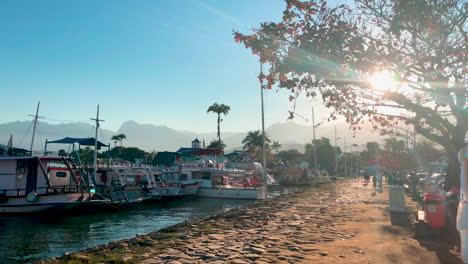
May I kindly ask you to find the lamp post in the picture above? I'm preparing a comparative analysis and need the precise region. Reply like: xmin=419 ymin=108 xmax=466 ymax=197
xmin=334 ymin=125 xmax=341 ymax=173
xmin=260 ymin=62 xmax=267 ymax=198
xmin=312 ymin=106 xmax=317 ymax=171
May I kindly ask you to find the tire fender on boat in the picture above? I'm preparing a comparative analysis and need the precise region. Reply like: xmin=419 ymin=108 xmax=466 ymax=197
xmin=26 ymin=192 xmax=39 ymax=203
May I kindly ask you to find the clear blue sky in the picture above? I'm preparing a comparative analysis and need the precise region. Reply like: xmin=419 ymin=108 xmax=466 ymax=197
xmin=0 ymin=0 xmax=330 ymax=133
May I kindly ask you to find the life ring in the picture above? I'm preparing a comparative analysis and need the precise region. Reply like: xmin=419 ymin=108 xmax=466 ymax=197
xmin=136 ymin=175 xmax=142 ymax=184
xmin=100 ymin=173 xmax=108 ymax=183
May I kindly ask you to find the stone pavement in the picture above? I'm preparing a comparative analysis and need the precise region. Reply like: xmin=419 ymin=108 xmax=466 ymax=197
xmin=43 ymin=179 xmax=461 ymax=264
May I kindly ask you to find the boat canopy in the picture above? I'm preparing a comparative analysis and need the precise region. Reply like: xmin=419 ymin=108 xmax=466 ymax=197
xmin=47 ymin=137 xmax=107 ymax=147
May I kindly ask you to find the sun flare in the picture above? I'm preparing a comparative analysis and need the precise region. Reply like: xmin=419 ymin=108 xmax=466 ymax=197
xmin=369 ymin=70 xmax=396 ymax=91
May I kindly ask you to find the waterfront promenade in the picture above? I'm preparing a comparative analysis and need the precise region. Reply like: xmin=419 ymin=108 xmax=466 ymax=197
xmin=41 ymin=179 xmax=461 ymax=264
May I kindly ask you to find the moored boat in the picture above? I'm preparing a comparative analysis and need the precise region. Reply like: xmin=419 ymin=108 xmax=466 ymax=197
xmin=181 ymin=166 xmax=264 ymax=200
xmin=0 ymin=156 xmax=91 ymax=214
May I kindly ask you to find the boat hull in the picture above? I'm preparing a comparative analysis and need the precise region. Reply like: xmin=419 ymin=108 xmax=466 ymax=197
xmin=0 ymin=192 xmax=87 ymax=214
xmin=178 ymin=182 xmax=200 ymax=196
xmin=197 ymin=187 xmax=263 ymax=200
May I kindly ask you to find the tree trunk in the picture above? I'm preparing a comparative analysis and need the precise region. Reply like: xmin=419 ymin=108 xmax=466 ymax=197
xmin=217 ymin=114 xmax=221 ymax=142
xmin=446 ymin=150 xmax=460 ymax=191
xmin=445 ymin=127 xmax=466 ymax=190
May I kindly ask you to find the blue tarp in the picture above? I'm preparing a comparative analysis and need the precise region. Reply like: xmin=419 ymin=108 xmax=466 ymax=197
xmin=47 ymin=137 xmax=107 ymax=147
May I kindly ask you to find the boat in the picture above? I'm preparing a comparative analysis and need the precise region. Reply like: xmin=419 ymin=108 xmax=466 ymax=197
xmin=98 ymin=165 xmax=152 ymax=203
xmin=180 ymin=165 xmax=264 ymax=200
xmin=0 ymin=156 xmax=91 ymax=214
xmin=151 ymin=167 xmax=201 ymax=198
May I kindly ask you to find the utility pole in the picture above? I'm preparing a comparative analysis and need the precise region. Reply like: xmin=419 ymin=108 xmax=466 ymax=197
xmin=334 ymin=125 xmax=338 ymax=173
xmin=344 ymin=136 xmax=347 ymax=177
xmin=312 ymin=106 xmax=317 ymax=171
xmin=28 ymin=101 xmax=44 ymax=155
xmin=260 ymin=62 xmax=267 ymax=198
xmin=90 ymin=105 xmax=104 ymax=181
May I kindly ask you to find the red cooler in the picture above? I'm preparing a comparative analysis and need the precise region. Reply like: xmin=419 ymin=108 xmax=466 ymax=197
xmin=424 ymin=193 xmax=446 ymax=228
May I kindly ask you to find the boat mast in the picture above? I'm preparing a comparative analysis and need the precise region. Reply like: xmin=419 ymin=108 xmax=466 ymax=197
xmin=260 ymin=62 xmax=267 ymax=197
xmin=90 ymin=105 xmax=104 ymax=180
xmin=29 ymin=101 xmax=43 ymax=155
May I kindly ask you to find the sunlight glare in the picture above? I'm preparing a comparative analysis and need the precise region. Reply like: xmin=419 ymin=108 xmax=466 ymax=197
xmin=369 ymin=70 xmax=396 ymax=91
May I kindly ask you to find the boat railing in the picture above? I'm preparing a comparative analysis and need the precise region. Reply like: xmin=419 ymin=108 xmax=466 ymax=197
xmin=0 ymin=184 xmax=91 ymax=198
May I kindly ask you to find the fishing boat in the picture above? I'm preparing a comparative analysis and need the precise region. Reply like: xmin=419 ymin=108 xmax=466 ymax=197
xmin=0 ymin=156 xmax=91 ymax=214
xmin=96 ymin=165 xmax=152 ymax=203
xmin=180 ymin=166 xmax=264 ymax=200
xmin=150 ymin=167 xmax=201 ymax=198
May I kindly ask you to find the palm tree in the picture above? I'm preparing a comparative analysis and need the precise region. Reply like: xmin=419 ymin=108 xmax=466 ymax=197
xmin=111 ymin=134 xmax=127 ymax=147
xmin=242 ymin=130 xmax=271 ymax=150
xmin=271 ymin=141 xmax=282 ymax=153
xmin=207 ymin=139 xmax=226 ymax=149
xmin=207 ymin=103 xmax=231 ymax=142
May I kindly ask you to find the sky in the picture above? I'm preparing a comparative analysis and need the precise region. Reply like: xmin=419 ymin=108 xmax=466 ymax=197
xmin=0 ymin=0 xmax=333 ymax=133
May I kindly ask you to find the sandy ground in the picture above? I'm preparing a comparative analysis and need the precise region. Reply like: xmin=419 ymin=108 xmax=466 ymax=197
xmin=43 ymin=179 xmax=464 ymax=264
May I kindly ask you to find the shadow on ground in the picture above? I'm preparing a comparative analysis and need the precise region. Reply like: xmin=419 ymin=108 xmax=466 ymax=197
xmin=387 ymin=208 xmax=463 ymax=264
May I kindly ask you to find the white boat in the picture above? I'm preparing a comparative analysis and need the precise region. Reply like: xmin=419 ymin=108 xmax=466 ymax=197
xmin=149 ymin=167 xmax=200 ymax=198
xmin=180 ymin=166 xmax=264 ymax=200
xmin=91 ymin=165 xmax=152 ymax=204
xmin=0 ymin=156 xmax=91 ymax=214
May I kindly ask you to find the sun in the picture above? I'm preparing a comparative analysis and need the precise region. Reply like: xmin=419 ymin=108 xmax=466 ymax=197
xmin=369 ymin=70 xmax=396 ymax=91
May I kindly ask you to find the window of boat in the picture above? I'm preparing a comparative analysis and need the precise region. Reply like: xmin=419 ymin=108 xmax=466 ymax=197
xmin=180 ymin=174 xmax=188 ymax=181
xmin=192 ymin=171 xmax=202 ymax=179
xmin=202 ymin=172 xmax=210 ymax=180
xmin=56 ymin=171 xmax=67 ymax=178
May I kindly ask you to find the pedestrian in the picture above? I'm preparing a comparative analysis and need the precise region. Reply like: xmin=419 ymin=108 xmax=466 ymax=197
xmin=372 ymin=175 xmax=377 ymax=191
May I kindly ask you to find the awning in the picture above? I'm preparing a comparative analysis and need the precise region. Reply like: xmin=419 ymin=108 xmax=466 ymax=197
xmin=47 ymin=137 xmax=107 ymax=147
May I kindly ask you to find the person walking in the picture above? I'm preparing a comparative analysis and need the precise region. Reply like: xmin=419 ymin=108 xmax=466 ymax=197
xmin=372 ymin=175 xmax=377 ymax=191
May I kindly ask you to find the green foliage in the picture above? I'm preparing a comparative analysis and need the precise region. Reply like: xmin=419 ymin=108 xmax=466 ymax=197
xmin=77 ymin=147 xmax=95 ymax=164
xmin=412 ymin=141 xmax=443 ymax=168
xmin=207 ymin=139 xmax=226 ymax=149
xmin=304 ymin=137 xmax=335 ymax=171
xmin=271 ymin=141 xmax=282 ymax=153
xmin=242 ymin=130 xmax=271 ymax=150
xmin=111 ymin=134 xmax=127 ymax=147
xmin=384 ymin=137 xmax=406 ymax=154
xmin=207 ymin=103 xmax=231 ymax=142
xmin=277 ymin=149 xmax=302 ymax=165
xmin=101 ymin=146 xmax=149 ymax=163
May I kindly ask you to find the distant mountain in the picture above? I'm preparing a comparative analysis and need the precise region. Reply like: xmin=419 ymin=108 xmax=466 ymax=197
xmin=0 ymin=120 xmax=385 ymax=152
xmin=0 ymin=121 xmax=114 ymax=151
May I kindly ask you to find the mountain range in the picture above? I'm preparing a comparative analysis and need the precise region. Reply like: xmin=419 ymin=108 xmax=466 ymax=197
xmin=0 ymin=120 xmax=385 ymax=153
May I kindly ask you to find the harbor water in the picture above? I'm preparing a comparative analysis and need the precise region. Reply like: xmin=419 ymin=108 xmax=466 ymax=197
xmin=0 ymin=198 xmax=252 ymax=264
xmin=0 ymin=186 xmax=302 ymax=264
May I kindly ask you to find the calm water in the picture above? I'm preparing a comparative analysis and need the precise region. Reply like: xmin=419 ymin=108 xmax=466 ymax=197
xmin=0 ymin=198 xmax=253 ymax=264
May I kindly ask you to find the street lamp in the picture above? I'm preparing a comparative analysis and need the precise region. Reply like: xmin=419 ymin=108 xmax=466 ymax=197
xmin=312 ymin=106 xmax=317 ymax=171
xmin=335 ymin=125 xmax=341 ymax=173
